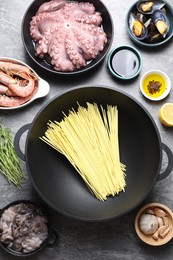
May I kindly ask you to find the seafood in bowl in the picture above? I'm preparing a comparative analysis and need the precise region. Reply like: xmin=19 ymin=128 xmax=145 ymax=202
xmin=0 ymin=200 xmax=59 ymax=256
xmin=0 ymin=58 xmax=49 ymax=109
xmin=127 ymin=0 xmax=173 ymax=46
xmin=0 ymin=202 xmax=48 ymax=254
xmin=136 ymin=1 xmax=165 ymax=15
xmin=22 ymin=0 xmax=113 ymax=75
xmin=129 ymin=13 xmax=148 ymax=40
xmin=152 ymin=9 xmax=169 ymax=37
xmin=29 ymin=0 xmax=107 ymax=72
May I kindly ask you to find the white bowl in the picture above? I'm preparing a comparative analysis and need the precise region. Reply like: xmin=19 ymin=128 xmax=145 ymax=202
xmin=140 ymin=70 xmax=171 ymax=101
xmin=0 ymin=57 xmax=50 ymax=110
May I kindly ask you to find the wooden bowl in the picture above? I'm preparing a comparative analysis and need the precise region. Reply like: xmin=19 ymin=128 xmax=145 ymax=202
xmin=135 ymin=203 xmax=173 ymax=246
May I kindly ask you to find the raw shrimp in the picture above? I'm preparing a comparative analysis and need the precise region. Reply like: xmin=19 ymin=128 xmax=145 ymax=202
xmin=0 ymin=60 xmax=38 ymax=107
xmin=0 ymin=85 xmax=38 ymax=107
xmin=0 ymin=61 xmax=34 ymax=76
xmin=0 ymin=69 xmax=37 ymax=98
xmin=8 ymin=74 xmax=36 ymax=98
xmin=0 ymin=84 xmax=15 ymax=96
xmin=0 ymin=84 xmax=8 ymax=95
xmin=0 ymin=95 xmax=32 ymax=107
xmin=0 ymin=71 xmax=16 ymax=86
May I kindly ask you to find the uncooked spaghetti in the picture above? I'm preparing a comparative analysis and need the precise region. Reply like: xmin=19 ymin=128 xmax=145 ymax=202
xmin=40 ymin=102 xmax=126 ymax=201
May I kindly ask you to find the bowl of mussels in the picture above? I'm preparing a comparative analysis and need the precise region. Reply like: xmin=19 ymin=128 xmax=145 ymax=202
xmin=126 ymin=0 xmax=173 ymax=47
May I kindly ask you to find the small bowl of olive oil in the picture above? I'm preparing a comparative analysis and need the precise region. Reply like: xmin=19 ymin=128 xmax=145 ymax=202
xmin=140 ymin=70 xmax=171 ymax=101
xmin=107 ymin=45 xmax=142 ymax=80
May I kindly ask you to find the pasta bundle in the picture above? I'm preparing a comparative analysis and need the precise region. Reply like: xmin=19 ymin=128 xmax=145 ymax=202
xmin=40 ymin=102 xmax=126 ymax=201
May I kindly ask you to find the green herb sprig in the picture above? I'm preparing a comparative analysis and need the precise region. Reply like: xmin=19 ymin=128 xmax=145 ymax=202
xmin=0 ymin=123 xmax=25 ymax=187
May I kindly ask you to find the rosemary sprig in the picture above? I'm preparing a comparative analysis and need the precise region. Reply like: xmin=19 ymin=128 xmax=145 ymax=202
xmin=0 ymin=123 xmax=25 ymax=187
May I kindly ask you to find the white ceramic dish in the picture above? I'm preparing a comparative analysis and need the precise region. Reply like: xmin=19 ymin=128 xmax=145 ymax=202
xmin=0 ymin=57 xmax=50 ymax=110
xmin=140 ymin=70 xmax=171 ymax=101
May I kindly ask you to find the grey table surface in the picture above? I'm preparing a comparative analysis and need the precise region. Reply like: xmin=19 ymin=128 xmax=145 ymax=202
xmin=0 ymin=0 xmax=173 ymax=259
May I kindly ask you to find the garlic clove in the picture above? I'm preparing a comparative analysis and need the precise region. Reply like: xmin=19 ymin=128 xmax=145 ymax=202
xmin=158 ymin=226 xmax=170 ymax=238
xmin=157 ymin=217 xmax=164 ymax=228
xmin=152 ymin=229 xmax=159 ymax=240
xmin=162 ymin=216 xmax=169 ymax=226
xmin=154 ymin=208 xmax=166 ymax=217
xmin=145 ymin=208 xmax=155 ymax=215
xmin=152 ymin=226 xmax=169 ymax=240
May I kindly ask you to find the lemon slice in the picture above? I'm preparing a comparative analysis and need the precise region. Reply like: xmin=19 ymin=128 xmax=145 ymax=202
xmin=159 ymin=103 xmax=173 ymax=127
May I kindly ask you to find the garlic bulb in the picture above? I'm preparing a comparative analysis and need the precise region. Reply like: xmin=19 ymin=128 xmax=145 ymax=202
xmin=139 ymin=213 xmax=159 ymax=235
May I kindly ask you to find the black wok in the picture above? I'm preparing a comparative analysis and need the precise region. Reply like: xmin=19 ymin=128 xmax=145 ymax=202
xmin=14 ymin=86 xmax=173 ymax=221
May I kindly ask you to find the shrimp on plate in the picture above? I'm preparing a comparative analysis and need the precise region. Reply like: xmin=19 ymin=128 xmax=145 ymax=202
xmin=0 ymin=60 xmax=38 ymax=107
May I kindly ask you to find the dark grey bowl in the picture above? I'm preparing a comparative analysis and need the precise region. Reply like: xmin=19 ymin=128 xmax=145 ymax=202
xmin=21 ymin=0 xmax=113 ymax=75
xmin=0 ymin=200 xmax=58 ymax=257
xmin=126 ymin=0 xmax=173 ymax=47
xmin=107 ymin=45 xmax=142 ymax=80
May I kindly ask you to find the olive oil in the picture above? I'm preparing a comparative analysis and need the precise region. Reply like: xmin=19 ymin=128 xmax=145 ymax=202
xmin=142 ymin=73 xmax=167 ymax=98
xmin=111 ymin=49 xmax=140 ymax=78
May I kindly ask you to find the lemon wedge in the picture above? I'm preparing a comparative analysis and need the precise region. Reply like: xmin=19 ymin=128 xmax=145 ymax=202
xmin=159 ymin=103 xmax=173 ymax=127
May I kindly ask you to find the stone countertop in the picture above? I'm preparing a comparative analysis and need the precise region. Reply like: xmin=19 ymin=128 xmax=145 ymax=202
xmin=0 ymin=0 xmax=173 ymax=259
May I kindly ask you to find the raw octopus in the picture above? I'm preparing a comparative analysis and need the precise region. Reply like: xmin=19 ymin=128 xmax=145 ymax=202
xmin=30 ymin=0 xmax=107 ymax=72
xmin=0 ymin=61 xmax=38 ymax=107
xmin=0 ymin=202 xmax=48 ymax=253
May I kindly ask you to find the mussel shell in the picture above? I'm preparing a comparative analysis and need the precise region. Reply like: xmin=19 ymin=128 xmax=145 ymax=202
xmin=152 ymin=9 xmax=170 ymax=37
xmin=137 ymin=1 xmax=165 ymax=15
xmin=136 ymin=12 xmax=147 ymax=23
xmin=146 ymin=32 xmax=163 ymax=43
xmin=129 ymin=13 xmax=148 ymax=40
xmin=145 ymin=19 xmax=156 ymax=33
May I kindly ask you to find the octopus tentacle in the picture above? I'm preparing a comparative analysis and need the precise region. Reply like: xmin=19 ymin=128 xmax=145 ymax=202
xmin=65 ymin=30 xmax=86 ymax=68
xmin=73 ymin=12 xmax=102 ymax=26
xmin=50 ymin=28 xmax=75 ymax=71
xmin=71 ymin=27 xmax=96 ymax=60
xmin=35 ymin=28 xmax=53 ymax=58
xmin=30 ymin=12 xmax=64 ymax=41
xmin=73 ymin=22 xmax=107 ymax=56
xmin=78 ymin=2 xmax=96 ymax=14
xmin=64 ymin=2 xmax=95 ymax=19
xmin=37 ymin=0 xmax=66 ymax=14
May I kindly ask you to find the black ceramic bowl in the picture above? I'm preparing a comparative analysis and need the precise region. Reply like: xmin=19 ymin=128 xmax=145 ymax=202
xmin=126 ymin=0 xmax=173 ymax=47
xmin=0 ymin=200 xmax=58 ymax=257
xmin=21 ymin=0 xmax=113 ymax=75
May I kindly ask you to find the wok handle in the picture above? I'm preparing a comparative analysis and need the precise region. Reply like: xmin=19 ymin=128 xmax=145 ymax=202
xmin=14 ymin=123 xmax=31 ymax=161
xmin=158 ymin=143 xmax=173 ymax=181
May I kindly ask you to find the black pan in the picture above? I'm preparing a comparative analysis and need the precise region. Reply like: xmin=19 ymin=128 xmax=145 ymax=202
xmin=14 ymin=86 xmax=173 ymax=221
